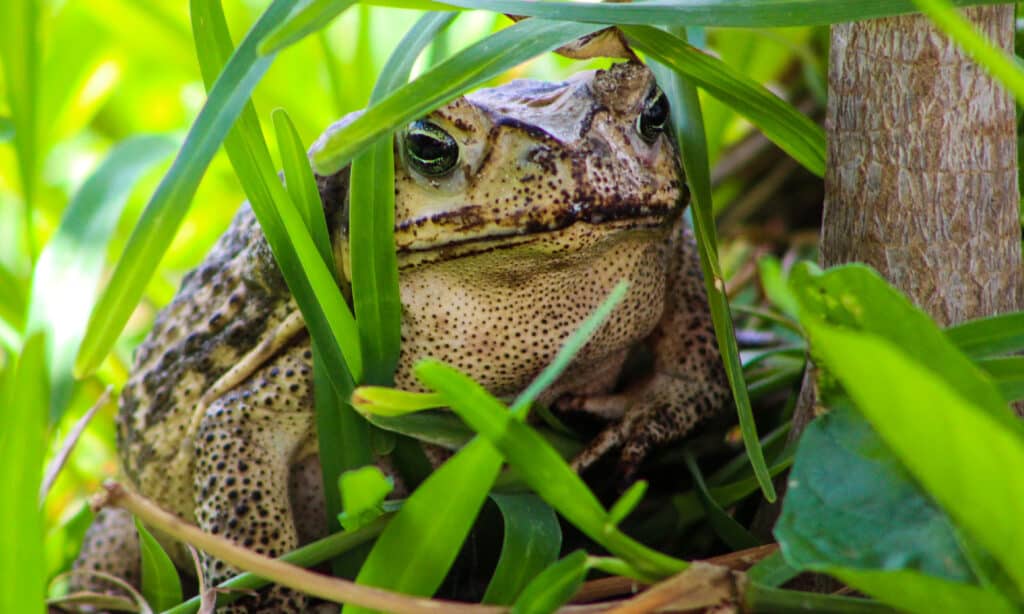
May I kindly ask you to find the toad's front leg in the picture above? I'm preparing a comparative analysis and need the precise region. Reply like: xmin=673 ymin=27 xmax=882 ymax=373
xmin=193 ymin=345 xmax=316 ymax=613
xmin=567 ymin=221 xmax=731 ymax=480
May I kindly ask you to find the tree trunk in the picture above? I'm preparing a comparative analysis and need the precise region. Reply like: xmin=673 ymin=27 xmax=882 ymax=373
xmin=757 ymin=7 xmax=1024 ymax=536
xmin=792 ymin=6 xmax=1024 ymax=435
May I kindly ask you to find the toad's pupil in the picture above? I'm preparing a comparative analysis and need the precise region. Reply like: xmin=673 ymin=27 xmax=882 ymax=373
xmin=638 ymin=89 xmax=669 ymax=142
xmin=406 ymin=120 xmax=459 ymax=175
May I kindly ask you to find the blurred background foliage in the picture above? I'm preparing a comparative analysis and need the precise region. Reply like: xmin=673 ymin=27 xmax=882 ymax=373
xmin=4 ymin=0 xmax=829 ymax=587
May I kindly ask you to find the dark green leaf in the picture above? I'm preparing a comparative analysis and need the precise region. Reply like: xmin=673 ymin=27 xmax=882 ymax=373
xmin=511 ymin=550 xmax=588 ymax=614
xmin=135 ymin=517 xmax=183 ymax=611
xmin=684 ymin=451 xmax=761 ymax=550
xmin=946 ymin=311 xmax=1024 ymax=358
xmin=977 ymin=356 xmax=1024 ymax=402
xmin=483 ymin=493 xmax=562 ymax=605
xmin=311 ymin=18 xmax=605 ymax=175
xmin=746 ymin=551 xmax=800 ymax=588
xmin=28 ymin=135 xmax=176 ymax=419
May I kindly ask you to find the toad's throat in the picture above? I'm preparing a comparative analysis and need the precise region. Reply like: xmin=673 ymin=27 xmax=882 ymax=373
xmin=394 ymin=198 xmax=681 ymax=254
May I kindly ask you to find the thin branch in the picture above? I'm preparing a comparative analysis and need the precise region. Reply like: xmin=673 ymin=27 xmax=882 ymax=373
xmin=95 ymin=481 xmax=502 ymax=614
xmin=41 ymin=387 xmax=111 ymax=502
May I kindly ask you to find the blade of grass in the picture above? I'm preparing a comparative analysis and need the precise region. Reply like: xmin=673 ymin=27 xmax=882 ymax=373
xmin=511 ymin=550 xmax=588 ymax=614
xmin=383 ymin=0 xmax=1009 ymax=28
xmin=345 ymin=437 xmax=504 ymax=611
xmin=415 ymin=359 xmax=687 ymax=578
xmin=311 ymin=18 xmax=605 ymax=175
xmin=650 ymin=32 xmax=776 ymax=502
xmin=628 ymin=25 xmax=825 ymax=177
xmin=0 ymin=116 xmax=13 ymax=142
xmin=683 ymin=451 xmax=762 ymax=550
xmin=482 ymin=494 xmax=562 ymax=605
xmin=0 ymin=0 xmax=42 ymax=262
xmin=946 ymin=311 xmax=1024 ymax=358
xmin=977 ymin=356 xmax=1024 ymax=402
xmin=349 ymin=11 xmax=457 ymax=385
xmin=273 ymin=110 xmax=334 ymax=271
xmin=27 ymin=135 xmax=176 ymax=420
xmin=74 ymin=0 xmax=298 ymax=377
xmin=0 ymin=334 xmax=48 ymax=614
xmin=259 ymin=0 xmax=359 ymax=55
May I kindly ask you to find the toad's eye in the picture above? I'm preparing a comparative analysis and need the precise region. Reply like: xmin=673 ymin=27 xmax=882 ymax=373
xmin=404 ymin=119 xmax=459 ymax=176
xmin=636 ymin=86 xmax=669 ymax=143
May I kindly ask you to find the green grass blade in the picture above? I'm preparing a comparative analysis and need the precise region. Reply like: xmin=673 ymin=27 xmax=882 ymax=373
xmin=0 ymin=334 xmax=47 ymax=614
xmin=386 ymin=0 xmax=1009 ymax=28
xmin=273 ymin=109 xmax=334 ymax=271
xmin=415 ymin=359 xmax=687 ymax=578
xmin=0 ymin=0 xmax=42 ymax=262
xmin=73 ymin=0 xmax=297 ymax=377
xmin=346 ymin=438 xmax=504 ymax=611
xmin=626 ymin=25 xmax=825 ymax=177
xmin=0 ymin=116 xmax=13 ymax=142
xmin=348 ymin=12 xmax=458 ymax=385
xmin=683 ymin=451 xmax=761 ymax=550
xmin=650 ymin=36 xmax=775 ymax=502
xmin=483 ymin=494 xmax=562 ymax=605
xmin=511 ymin=550 xmax=588 ymax=614
xmin=946 ymin=311 xmax=1024 ymax=358
xmin=910 ymin=0 xmax=1024 ymax=103
xmin=0 ymin=262 xmax=27 ymax=336
xmin=511 ymin=280 xmax=628 ymax=416
xmin=311 ymin=18 xmax=605 ymax=175
xmin=190 ymin=0 xmax=362 ymax=383
xmin=259 ymin=0 xmax=359 ymax=55
xmin=27 ymin=135 xmax=176 ymax=420
xmin=135 ymin=518 xmax=183 ymax=612
xmin=977 ymin=356 xmax=1024 ymax=402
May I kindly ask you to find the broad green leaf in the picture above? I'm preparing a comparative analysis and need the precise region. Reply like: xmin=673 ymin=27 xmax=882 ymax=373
xmin=0 ymin=334 xmax=47 ymax=614
xmin=346 ymin=437 xmax=503 ymax=612
xmin=483 ymin=494 xmax=562 ymax=605
xmin=651 ymin=31 xmax=775 ymax=502
xmin=260 ymin=0 xmax=359 ymax=54
xmin=386 ymin=0 xmax=1010 ymax=28
xmin=273 ymin=109 xmax=334 ymax=272
xmin=684 ymin=451 xmax=761 ymax=550
xmin=804 ymin=321 xmax=1024 ymax=593
xmin=776 ymin=405 xmax=976 ymax=584
xmin=27 ymin=135 xmax=176 ymax=420
xmin=757 ymin=255 xmax=800 ymax=318
xmin=74 ymin=0 xmax=297 ymax=377
xmin=311 ymin=18 xmax=605 ymax=175
xmin=626 ymin=25 xmax=825 ymax=177
xmin=978 ymin=356 xmax=1024 ymax=402
xmin=414 ymin=360 xmax=686 ymax=578
xmin=946 ymin=311 xmax=1024 ymax=358
xmin=790 ymin=263 xmax=1014 ymax=424
xmin=134 ymin=518 xmax=183 ymax=611
xmin=910 ymin=0 xmax=1024 ymax=103
xmin=511 ymin=550 xmax=588 ymax=614
xmin=337 ymin=466 xmax=393 ymax=531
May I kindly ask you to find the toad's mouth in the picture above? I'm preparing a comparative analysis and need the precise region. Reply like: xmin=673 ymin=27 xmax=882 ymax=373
xmin=393 ymin=198 xmax=682 ymax=256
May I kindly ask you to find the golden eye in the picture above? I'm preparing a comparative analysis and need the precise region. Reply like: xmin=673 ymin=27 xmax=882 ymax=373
xmin=404 ymin=119 xmax=459 ymax=176
xmin=636 ymin=86 xmax=669 ymax=143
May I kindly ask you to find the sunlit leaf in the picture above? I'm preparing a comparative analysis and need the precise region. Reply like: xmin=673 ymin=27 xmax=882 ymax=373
xmin=135 ymin=518 xmax=183 ymax=611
